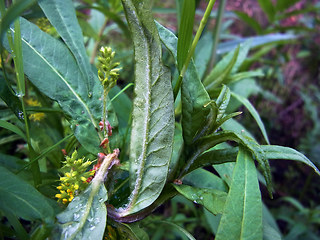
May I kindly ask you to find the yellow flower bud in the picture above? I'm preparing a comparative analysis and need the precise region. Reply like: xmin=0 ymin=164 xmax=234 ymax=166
xmin=81 ymin=176 xmax=87 ymax=182
xmin=62 ymin=198 xmax=68 ymax=204
xmin=55 ymin=194 xmax=62 ymax=199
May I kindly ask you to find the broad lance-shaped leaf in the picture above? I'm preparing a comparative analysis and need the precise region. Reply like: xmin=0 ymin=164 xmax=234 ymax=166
xmin=0 ymin=166 xmax=54 ymax=222
xmin=216 ymin=146 xmax=263 ymax=240
xmin=6 ymin=18 xmax=104 ymax=154
xmin=120 ymin=0 xmax=174 ymax=215
xmin=156 ymin=21 xmax=211 ymax=145
xmin=261 ymin=145 xmax=320 ymax=175
xmin=38 ymin=0 xmax=95 ymax=93
xmin=173 ymin=184 xmax=227 ymax=215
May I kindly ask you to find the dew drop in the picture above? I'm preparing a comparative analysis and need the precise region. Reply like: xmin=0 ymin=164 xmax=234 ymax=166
xmin=88 ymin=92 xmax=93 ymax=98
xmin=73 ymin=213 xmax=80 ymax=221
xmin=18 ymin=111 xmax=24 ymax=120
xmin=98 ymin=198 xmax=104 ymax=203
xmin=89 ymin=224 xmax=95 ymax=231
xmin=81 ymin=110 xmax=85 ymax=114
xmin=16 ymin=92 xmax=23 ymax=98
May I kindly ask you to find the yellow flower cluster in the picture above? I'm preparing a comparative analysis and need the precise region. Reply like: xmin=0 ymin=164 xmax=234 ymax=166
xmin=55 ymin=150 xmax=95 ymax=204
xmin=98 ymin=47 xmax=121 ymax=93
xmin=25 ymin=98 xmax=46 ymax=122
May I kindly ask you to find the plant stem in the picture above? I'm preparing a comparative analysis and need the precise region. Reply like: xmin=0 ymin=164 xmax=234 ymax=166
xmin=173 ymin=0 xmax=217 ymax=99
xmin=207 ymin=0 xmax=227 ymax=71
xmin=9 ymin=3 xmax=41 ymax=186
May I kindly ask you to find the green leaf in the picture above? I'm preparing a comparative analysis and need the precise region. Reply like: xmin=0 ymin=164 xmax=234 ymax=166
xmin=114 ymin=222 xmax=149 ymax=240
xmin=156 ymin=21 xmax=211 ymax=145
xmin=195 ymin=32 xmax=214 ymax=80
xmin=6 ymin=18 xmax=104 ymax=154
xmin=181 ymin=61 xmax=211 ymax=145
xmin=231 ymin=91 xmax=270 ymax=144
xmin=155 ymin=221 xmax=196 ymax=240
xmin=183 ymin=168 xmax=228 ymax=192
xmin=257 ymin=0 xmax=275 ymax=22
xmin=120 ymin=0 xmax=174 ymax=215
xmin=198 ymin=131 xmax=272 ymax=196
xmin=0 ymin=166 xmax=54 ymax=222
xmin=216 ymin=85 xmax=231 ymax=122
xmin=168 ymin=123 xmax=183 ymax=181
xmin=0 ymin=75 xmax=22 ymax=119
xmin=108 ymin=85 xmax=132 ymax=130
xmin=38 ymin=0 xmax=95 ymax=92
xmin=55 ymin=184 xmax=108 ymax=240
xmin=177 ymin=0 xmax=195 ymax=71
xmin=275 ymin=0 xmax=300 ymax=13
xmin=173 ymin=184 xmax=227 ymax=215
xmin=216 ymin=146 xmax=263 ymax=240
xmin=263 ymin=222 xmax=282 ymax=240
xmin=204 ymin=46 xmax=239 ymax=93
xmin=0 ymin=120 xmax=26 ymax=140
xmin=233 ymin=10 xmax=262 ymax=34
xmin=188 ymin=147 xmax=238 ymax=173
xmin=261 ymin=145 xmax=320 ymax=175
xmin=227 ymin=69 xmax=264 ymax=84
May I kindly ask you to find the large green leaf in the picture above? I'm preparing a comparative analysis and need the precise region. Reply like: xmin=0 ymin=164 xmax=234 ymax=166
xmin=38 ymin=0 xmax=95 ymax=92
xmin=173 ymin=184 xmax=227 ymax=215
xmin=216 ymin=146 xmax=263 ymax=240
xmin=6 ymin=18 xmax=104 ymax=154
xmin=119 ymin=0 xmax=174 ymax=215
xmin=0 ymin=166 xmax=54 ymax=222
xmin=261 ymin=145 xmax=320 ymax=175
xmin=156 ymin=21 xmax=211 ymax=145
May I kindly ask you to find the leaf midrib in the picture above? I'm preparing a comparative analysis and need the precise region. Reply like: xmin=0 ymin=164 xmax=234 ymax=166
xmin=240 ymin=153 xmax=248 ymax=239
xmin=11 ymin=26 xmax=102 ymax=141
